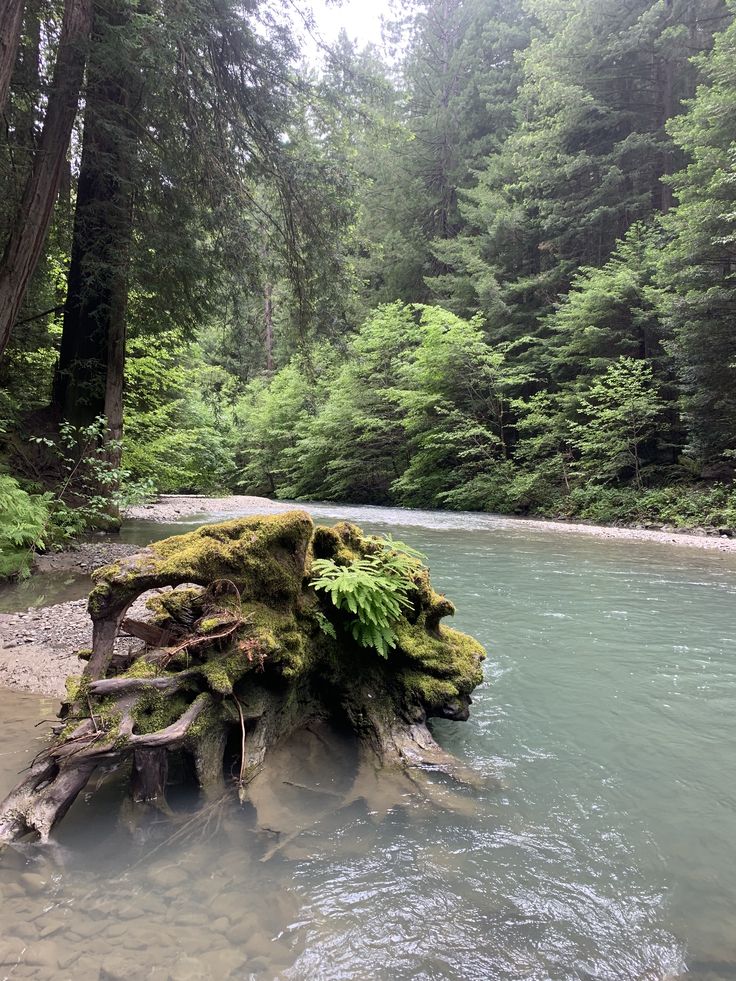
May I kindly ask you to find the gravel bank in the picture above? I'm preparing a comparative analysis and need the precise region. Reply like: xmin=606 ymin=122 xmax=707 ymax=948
xmin=127 ymin=493 xmax=736 ymax=552
xmin=33 ymin=540 xmax=140 ymax=575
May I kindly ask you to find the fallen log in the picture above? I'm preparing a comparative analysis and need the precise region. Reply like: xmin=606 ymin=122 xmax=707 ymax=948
xmin=0 ymin=510 xmax=488 ymax=843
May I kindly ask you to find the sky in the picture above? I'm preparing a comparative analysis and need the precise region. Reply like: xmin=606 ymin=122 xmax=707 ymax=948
xmin=302 ymin=0 xmax=392 ymax=57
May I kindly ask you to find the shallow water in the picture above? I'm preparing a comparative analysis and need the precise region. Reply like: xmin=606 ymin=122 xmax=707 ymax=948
xmin=2 ymin=503 xmax=736 ymax=979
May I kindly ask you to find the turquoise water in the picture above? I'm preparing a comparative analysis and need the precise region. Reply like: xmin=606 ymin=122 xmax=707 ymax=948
xmin=1 ymin=504 xmax=735 ymax=979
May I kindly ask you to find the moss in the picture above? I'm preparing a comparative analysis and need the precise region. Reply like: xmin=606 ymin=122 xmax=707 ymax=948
xmin=200 ymin=615 xmax=229 ymax=634
xmin=146 ymin=588 xmax=203 ymax=626
xmin=186 ymin=695 xmax=222 ymax=740
xmin=76 ymin=648 xmax=93 ymax=662
xmin=123 ymin=658 xmax=159 ymax=679
xmin=200 ymin=647 xmax=255 ymax=694
xmin=398 ymin=670 xmax=460 ymax=708
xmin=394 ymin=620 xmax=485 ymax=697
xmin=132 ymin=690 xmax=192 ymax=735
xmin=64 ymin=675 xmax=85 ymax=702
xmin=148 ymin=511 xmax=313 ymax=606
xmin=311 ymin=525 xmax=358 ymax=566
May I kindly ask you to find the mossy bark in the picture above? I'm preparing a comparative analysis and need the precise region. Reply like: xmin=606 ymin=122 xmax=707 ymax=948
xmin=0 ymin=511 xmax=487 ymax=844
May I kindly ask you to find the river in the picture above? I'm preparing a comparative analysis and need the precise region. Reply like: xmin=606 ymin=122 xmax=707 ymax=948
xmin=1 ymin=502 xmax=735 ymax=979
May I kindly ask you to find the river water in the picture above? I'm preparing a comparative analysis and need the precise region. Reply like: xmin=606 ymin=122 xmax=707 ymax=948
xmin=1 ymin=503 xmax=736 ymax=980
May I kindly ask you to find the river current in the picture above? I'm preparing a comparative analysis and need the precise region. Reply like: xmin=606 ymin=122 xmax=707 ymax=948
xmin=1 ymin=502 xmax=735 ymax=979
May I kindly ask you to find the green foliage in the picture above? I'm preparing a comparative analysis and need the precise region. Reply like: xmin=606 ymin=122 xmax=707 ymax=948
xmin=2 ymin=0 xmax=736 ymax=536
xmin=571 ymin=358 xmax=667 ymax=489
xmin=123 ymin=333 xmax=233 ymax=493
xmin=0 ymin=476 xmax=51 ymax=580
xmin=658 ymin=4 xmax=736 ymax=462
xmin=311 ymin=537 xmax=425 ymax=657
xmin=32 ymin=416 xmax=154 ymax=537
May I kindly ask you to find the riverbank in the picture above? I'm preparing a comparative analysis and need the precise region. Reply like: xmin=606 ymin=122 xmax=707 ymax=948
xmin=127 ymin=493 xmax=736 ymax=552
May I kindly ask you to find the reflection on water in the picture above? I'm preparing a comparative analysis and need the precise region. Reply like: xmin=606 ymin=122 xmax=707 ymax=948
xmin=0 ymin=572 xmax=91 ymax=614
xmin=2 ymin=504 xmax=736 ymax=979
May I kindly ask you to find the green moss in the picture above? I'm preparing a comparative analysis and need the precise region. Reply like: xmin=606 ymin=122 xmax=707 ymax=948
xmin=64 ymin=675 xmax=85 ymax=702
xmin=123 ymin=658 xmax=159 ymax=679
xmin=133 ymin=690 xmax=192 ymax=735
xmin=186 ymin=695 xmax=222 ymax=740
xmin=399 ymin=670 xmax=460 ymax=707
xmin=200 ymin=615 xmax=229 ymax=633
xmin=76 ymin=648 xmax=93 ymax=662
xmin=145 ymin=588 xmax=203 ymax=626
xmin=200 ymin=647 xmax=254 ymax=694
xmin=394 ymin=620 xmax=485 ymax=697
xmin=149 ymin=511 xmax=313 ymax=606
xmin=311 ymin=525 xmax=358 ymax=566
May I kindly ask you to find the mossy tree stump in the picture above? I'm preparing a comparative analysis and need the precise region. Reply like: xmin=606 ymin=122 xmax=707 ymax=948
xmin=0 ymin=511 xmax=487 ymax=843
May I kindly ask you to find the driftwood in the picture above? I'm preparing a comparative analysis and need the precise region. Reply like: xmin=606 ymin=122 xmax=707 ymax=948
xmin=0 ymin=510 xmax=487 ymax=844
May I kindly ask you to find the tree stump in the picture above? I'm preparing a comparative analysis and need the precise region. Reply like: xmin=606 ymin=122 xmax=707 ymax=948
xmin=0 ymin=510 xmax=487 ymax=843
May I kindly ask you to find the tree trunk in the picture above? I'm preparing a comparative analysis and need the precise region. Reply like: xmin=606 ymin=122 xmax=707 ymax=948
xmin=0 ymin=0 xmax=24 ymax=114
xmin=0 ymin=0 xmax=92 ymax=361
xmin=264 ymin=281 xmax=274 ymax=371
xmin=53 ymin=0 xmax=136 ymax=433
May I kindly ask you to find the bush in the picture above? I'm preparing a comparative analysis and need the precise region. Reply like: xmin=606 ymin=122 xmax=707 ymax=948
xmin=549 ymin=482 xmax=736 ymax=528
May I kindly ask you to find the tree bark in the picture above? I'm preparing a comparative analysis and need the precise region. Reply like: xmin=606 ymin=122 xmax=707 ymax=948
xmin=53 ymin=0 xmax=136 ymax=434
xmin=0 ymin=0 xmax=25 ymax=115
xmin=0 ymin=0 xmax=92 ymax=361
xmin=264 ymin=281 xmax=274 ymax=371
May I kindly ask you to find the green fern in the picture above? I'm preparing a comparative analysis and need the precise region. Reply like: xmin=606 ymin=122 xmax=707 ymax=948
xmin=310 ymin=537 xmax=426 ymax=657
xmin=0 ymin=476 xmax=51 ymax=580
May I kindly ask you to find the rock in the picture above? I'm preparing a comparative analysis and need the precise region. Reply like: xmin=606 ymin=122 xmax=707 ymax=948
xmin=206 ymin=947 xmax=248 ymax=974
xmin=147 ymin=865 xmax=189 ymax=889
xmin=39 ymin=916 xmax=66 ymax=938
xmin=99 ymin=955 xmax=135 ymax=980
xmin=19 ymin=872 xmax=47 ymax=895
xmin=59 ymin=947 xmax=83 ymax=970
xmin=24 ymin=938 xmax=60 ymax=969
xmin=168 ymin=954 xmax=209 ymax=981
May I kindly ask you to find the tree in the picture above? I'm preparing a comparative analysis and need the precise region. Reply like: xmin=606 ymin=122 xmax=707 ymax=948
xmin=659 ymin=2 xmax=736 ymax=465
xmin=0 ymin=0 xmax=25 ymax=113
xmin=442 ymin=0 xmax=728 ymax=341
xmin=572 ymin=357 xmax=666 ymax=489
xmin=0 ymin=0 xmax=93 ymax=359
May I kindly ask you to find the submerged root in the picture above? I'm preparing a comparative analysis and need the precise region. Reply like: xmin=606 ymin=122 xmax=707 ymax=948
xmin=0 ymin=511 xmax=490 ymax=845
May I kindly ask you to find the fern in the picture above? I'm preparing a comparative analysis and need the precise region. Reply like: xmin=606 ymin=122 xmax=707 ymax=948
xmin=0 ymin=476 xmax=51 ymax=580
xmin=311 ymin=537 xmax=426 ymax=657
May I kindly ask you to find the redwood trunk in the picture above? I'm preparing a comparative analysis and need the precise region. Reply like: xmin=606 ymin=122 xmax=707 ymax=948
xmin=0 ymin=0 xmax=92 ymax=360
xmin=0 ymin=0 xmax=24 ymax=113
xmin=53 ymin=0 xmax=136 ymax=448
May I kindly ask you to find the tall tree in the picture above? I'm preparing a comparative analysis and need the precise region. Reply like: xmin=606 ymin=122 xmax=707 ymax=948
xmin=0 ymin=0 xmax=25 ymax=113
xmin=439 ymin=0 xmax=728 ymax=341
xmin=659 ymin=1 xmax=736 ymax=465
xmin=0 ymin=0 xmax=92 ymax=359
xmin=53 ymin=0 xmax=139 ymax=461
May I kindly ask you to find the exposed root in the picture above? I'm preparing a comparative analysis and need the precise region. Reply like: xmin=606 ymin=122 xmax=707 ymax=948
xmin=0 ymin=511 xmax=489 ymax=844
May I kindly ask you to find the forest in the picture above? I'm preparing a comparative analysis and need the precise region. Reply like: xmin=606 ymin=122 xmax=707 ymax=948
xmin=2 ymin=0 xmax=736 ymax=579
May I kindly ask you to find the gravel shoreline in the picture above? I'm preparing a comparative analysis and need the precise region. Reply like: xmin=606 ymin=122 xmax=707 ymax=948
xmin=127 ymin=493 xmax=736 ymax=551
xmin=2 ymin=492 xmax=735 ymax=699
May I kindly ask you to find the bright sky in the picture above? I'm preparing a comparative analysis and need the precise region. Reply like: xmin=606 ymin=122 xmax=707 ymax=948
xmin=300 ymin=0 xmax=391 ymax=58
